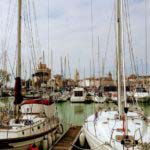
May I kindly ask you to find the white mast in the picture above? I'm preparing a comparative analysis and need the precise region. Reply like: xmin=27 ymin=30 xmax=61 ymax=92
xmin=14 ymin=0 xmax=22 ymax=122
xmin=68 ymin=57 xmax=71 ymax=79
xmin=64 ymin=56 xmax=66 ymax=79
xmin=116 ymin=0 xmax=123 ymax=118
xmin=17 ymin=0 xmax=22 ymax=77
xmin=98 ymin=36 xmax=101 ymax=86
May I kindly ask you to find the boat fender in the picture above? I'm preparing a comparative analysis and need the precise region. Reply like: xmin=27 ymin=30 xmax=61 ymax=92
xmin=55 ymin=133 xmax=61 ymax=139
xmin=42 ymin=137 xmax=48 ymax=150
xmin=58 ymin=124 xmax=63 ymax=134
xmin=29 ymin=143 xmax=39 ymax=150
xmin=48 ymin=134 xmax=52 ymax=146
xmin=79 ymin=132 xmax=85 ymax=147
xmin=51 ymin=132 xmax=56 ymax=142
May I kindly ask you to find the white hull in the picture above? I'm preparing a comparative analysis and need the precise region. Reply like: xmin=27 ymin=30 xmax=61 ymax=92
xmin=83 ymin=110 xmax=150 ymax=150
xmin=0 ymin=121 xmax=60 ymax=149
xmin=83 ymin=126 xmax=111 ymax=150
xmin=93 ymin=96 xmax=106 ymax=103
xmin=0 ymin=101 xmax=63 ymax=150
xmin=57 ymin=92 xmax=70 ymax=102
xmin=3 ymin=137 xmax=44 ymax=150
xmin=134 ymin=92 xmax=150 ymax=101
xmin=70 ymin=96 xmax=86 ymax=102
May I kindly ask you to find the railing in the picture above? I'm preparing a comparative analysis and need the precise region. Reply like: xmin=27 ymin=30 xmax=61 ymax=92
xmin=134 ymin=128 xmax=143 ymax=144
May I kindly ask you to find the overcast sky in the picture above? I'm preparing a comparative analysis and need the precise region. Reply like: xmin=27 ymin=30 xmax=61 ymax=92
xmin=0 ymin=0 xmax=149 ymax=82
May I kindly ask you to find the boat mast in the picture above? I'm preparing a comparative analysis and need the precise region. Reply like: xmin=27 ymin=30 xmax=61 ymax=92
xmin=68 ymin=57 xmax=71 ymax=79
xmin=64 ymin=56 xmax=66 ymax=79
xmin=17 ymin=0 xmax=22 ymax=77
xmin=98 ymin=36 xmax=101 ymax=86
xmin=145 ymin=0 xmax=148 ymax=75
xmin=60 ymin=56 xmax=63 ymax=79
xmin=116 ymin=0 xmax=123 ymax=118
xmin=14 ymin=0 xmax=22 ymax=122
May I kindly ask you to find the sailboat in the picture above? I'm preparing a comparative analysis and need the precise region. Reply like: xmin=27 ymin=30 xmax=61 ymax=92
xmin=134 ymin=85 xmax=150 ymax=102
xmin=0 ymin=1 xmax=63 ymax=149
xmin=82 ymin=0 xmax=150 ymax=149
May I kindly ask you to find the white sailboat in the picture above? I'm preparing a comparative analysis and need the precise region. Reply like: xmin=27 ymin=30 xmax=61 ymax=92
xmin=134 ymin=86 xmax=150 ymax=102
xmin=56 ymin=91 xmax=70 ymax=102
xmin=93 ymin=92 xmax=106 ymax=103
xmin=82 ymin=0 xmax=150 ymax=149
xmin=0 ymin=1 xmax=63 ymax=149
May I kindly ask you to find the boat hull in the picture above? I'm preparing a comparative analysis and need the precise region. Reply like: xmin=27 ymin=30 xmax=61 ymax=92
xmin=0 ymin=125 xmax=59 ymax=150
xmin=83 ymin=126 xmax=111 ymax=150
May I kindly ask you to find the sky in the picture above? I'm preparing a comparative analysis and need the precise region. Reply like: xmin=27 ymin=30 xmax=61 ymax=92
xmin=0 ymin=0 xmax=150 ymax=83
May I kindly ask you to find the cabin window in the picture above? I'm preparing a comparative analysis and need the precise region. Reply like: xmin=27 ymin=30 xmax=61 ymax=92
xmin=38 ymin=126 xmax=40 ymax=129
xmin=74 ymin=91 xmax=83 ymax=97
xmin=22 ymin=131 xmax=25 ymax=135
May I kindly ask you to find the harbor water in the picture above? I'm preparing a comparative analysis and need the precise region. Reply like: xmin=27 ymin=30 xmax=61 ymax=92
xmin=55 ymin=101 xmax=150 ymax=132
xmin=1 ymin=97 xmax=150 ymax=131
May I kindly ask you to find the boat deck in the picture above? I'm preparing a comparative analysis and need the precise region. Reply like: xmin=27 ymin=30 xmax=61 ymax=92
xmin=51 ymin=126 xmax=81 ymax=150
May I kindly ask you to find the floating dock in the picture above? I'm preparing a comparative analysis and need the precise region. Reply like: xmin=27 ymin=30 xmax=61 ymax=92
xmin=51 ymin=126 xmax=81 ymax=150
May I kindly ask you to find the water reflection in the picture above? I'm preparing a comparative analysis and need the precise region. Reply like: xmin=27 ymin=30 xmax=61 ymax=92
xmin=139 ymin=103 xmax=150 ymax=116
xmin=56 ymin=101 xmax=150 ymax=131
xmin=74 ymin=104 xmax=84 ymax=114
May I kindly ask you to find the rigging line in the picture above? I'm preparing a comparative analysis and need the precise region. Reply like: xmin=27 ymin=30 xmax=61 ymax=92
xmin=50 ymin=0 xmax=53 ymax=50
xmin=32 ymin=0 xmax=42 ymax=68
xmin=48 ymin=0 xmax=50 ymax=67
xmin=32 ymin=0 xmax=42 ymax=53
xmin=23 ymin=1 xmax=32 ymax=62
xmin=1 ymin=0 xmax=13 ymax=67
xmin=50 ymin=0 xmax=53 ymax=76
xmin=26 ymin=0 xmax=34 ymax=56
xmin=0 ymin=4 xmax=3 ymax=53
xmin=28 ymin=0 xmax=37 ymax=66
xmin=6 ymin=2 xmax=17 ymax=51
xmin=90 ymin=0 xmax=95 ymax=79
xmin=7 ymin=51 xmax=16 ymax=79
xmin=125 ymin=0 xmax=137 ymax=74
xmin=2 ymin=0 xmax=12 ymax=50
xmin=24 ymin=0 xmax=36 ymax=72
xmin=50 ymin=0 xmax=53 ymax=78
xmin=123 ymin=0 xmax=134 ymax=74
xmin=90 ymin=59 xmax=91 ymax=86
xmin=97 ymin=36 xmax=100 ymax=80
xmin=4 ymin=1 xmax=17 ymax=76
xmin=4 ymin=0 xmax=16 ymax=54
xmin=145 ymin=0 xmax=148 ymax=75
xmin=103 ymin=5 xmax=114 ymax=76
xmin=26 ymin=0 xmax=37 ymax=71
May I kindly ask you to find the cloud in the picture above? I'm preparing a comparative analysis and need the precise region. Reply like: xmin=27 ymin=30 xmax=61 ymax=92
xmin=0 ymin=0 xmax=149 ymax=82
